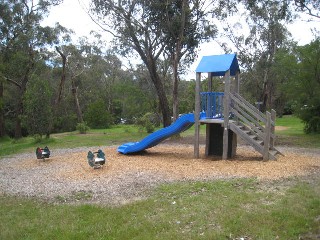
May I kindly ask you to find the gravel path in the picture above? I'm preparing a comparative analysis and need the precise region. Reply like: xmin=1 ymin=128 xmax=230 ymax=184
xmin=1 ymin=144 xmax=319 ymax=205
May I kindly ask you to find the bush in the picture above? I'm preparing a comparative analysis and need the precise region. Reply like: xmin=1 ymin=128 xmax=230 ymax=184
xmin=304 ymin=116 xmax=320 ymax=134
xmin=84 ymin=100 xmax=113 ymax=129
xmin=76 ymin=122 xmax=90 ymax=134
xmin=135 ymin=112 xmax=156 ymax=133
xmin=53 ymin=114 xmax=78 ymax=133
xmin=297 ymin=104 xmax=320 ymax=134
xmin=22 ymin=76 xmax=53 ymax=138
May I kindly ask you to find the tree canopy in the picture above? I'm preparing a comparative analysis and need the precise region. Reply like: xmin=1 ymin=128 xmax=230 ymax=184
xmin=0 ymin=0 xmax=67 ymax=138
xmin=0 ymin=0 xmax=319 ymax=138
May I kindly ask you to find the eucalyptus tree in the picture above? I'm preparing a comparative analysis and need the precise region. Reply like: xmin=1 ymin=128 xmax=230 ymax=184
xmin=23 ymin=75 xmax=53 ymax=138
xmin=90 ymin=0 xmax=172 ymax=126
xmin=289 ymin=38 xmax=320 ymax=133
xmin=0 ymin=0 xmax=65 ymax=138
xmin=147 ymin=0 xmax=216 ymax=121
xmin=293 ymin=0 xmax=320 ymax=19
xmin=55 ymin=38 xmax=104 ymax=124
xmin=218 ymin=0 xmax=293 ymax=112
xmin=90 ymin=0 xmax=217 ymax=124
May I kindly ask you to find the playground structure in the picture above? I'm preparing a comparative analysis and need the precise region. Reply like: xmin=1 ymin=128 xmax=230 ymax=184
xmin=87 ymin=149 xmax=106 ymax=169
xmin=118 ymin=54 xmax=281 ymax=160
xmin=194 ymin=53 xmax=281 ymax=160
xmin=36 ymin=146 xmax=50 ymax=160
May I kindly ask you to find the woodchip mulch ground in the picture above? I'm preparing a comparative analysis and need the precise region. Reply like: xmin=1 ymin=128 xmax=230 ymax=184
xmin=52 ymin=145 xmax=319 ymax=181
xmin=1 ymin=142 xmax=319 ymax=205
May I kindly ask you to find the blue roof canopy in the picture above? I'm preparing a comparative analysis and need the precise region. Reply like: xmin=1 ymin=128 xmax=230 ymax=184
xmin=195 ymin=54 xmax=240 ymax=76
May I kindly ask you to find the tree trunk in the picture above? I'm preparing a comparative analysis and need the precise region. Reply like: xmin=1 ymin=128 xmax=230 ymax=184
xmin=172 ymin=0 xmax=186 ymax=122
xmin=55 ymin=47 xmax=67 ymax=105
xmin=48 ymin=47 xmax=67 ymax=135
xmin=172 ymin=51 xmax=180 ymax=122
xmin=14 ymin=94 xmax=24 ymax=139
xmin=124 ymin=14 xmax=171 ymax=127
xmin=14 ymin=113 xmax=22 ymax=139
xmin=71 ymin=77 xmax=83 ymax=123
xmin=260 ymin=68 xmax=270 ymax=112
xmin=0 ymin=82 xmax=5 ymax=137
xmin=146 ymin=57 xmax=171 ymax=127
xmin=14 ymin=73 xmax=29 ymax=139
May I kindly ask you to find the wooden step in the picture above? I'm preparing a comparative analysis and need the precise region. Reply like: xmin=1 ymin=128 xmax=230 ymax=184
xmin=230 ymin=122 xmax=282 ymax=160
xmin=249 ymin=134 xmax=258 ymax=140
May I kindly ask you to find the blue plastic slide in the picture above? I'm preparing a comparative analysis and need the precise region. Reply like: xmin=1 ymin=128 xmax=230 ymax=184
xmin=117 ymin=113 xmax=195 ymax=154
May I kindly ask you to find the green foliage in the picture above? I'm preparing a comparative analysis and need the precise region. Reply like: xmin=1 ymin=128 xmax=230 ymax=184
xmin=76 ymin=122 xmax=90 ymax=134
xmin=285 ymin=38 xmax=320 ymax=133
xmin=84 ymin=100 xmax=113 ymax=129
xmin=147 ymin=0 xmax=217 ymax=65
xmin=53 ymin=114 xmax=78 ymax=133
xmin=112 ymin=81 xmax=154 ymax=123
xmin=0 ymin=0 xmax=69 ymax=138
xmin=23 ymin=77 xmax=53 ymax=138
xmin=135 ymin=112 xmax=157 ymax=133
xmin=303 ymin=115 xmax=320 ymax=134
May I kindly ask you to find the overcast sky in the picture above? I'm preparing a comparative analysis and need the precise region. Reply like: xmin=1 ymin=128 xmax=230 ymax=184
xmin=43 ymin=0 xmax=319 ymax=78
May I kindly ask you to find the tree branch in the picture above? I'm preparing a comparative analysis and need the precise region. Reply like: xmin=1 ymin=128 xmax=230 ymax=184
xmin=4 ymin=76 xmax=22 ymax=89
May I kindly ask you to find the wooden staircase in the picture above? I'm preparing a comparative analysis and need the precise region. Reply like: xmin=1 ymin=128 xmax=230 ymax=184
xmin=228 ymin=93 xmax=282 ymax=160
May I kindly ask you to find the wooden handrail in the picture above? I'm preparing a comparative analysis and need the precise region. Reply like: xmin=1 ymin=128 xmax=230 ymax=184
xmin=230 ymin=93 xmax=276 ymax=160
xmin=233 ymin=93 xmax=267 ymax=123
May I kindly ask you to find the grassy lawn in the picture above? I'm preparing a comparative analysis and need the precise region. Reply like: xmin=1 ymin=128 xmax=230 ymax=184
xmin=1 ymin=115 xmax=319 ymax=239
xmin=0 ymin=125 xmax=148 ymax=158
xmin=1 ymin=178 xmax=319 ymax=240
xmin=1 ymin=115 xmax=317 ymax=157
xmin=276 ymin=115 xmax=320 ymax=148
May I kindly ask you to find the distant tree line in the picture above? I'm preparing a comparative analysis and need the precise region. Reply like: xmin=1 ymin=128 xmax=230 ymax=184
xmin=0 ymin=0 xmax=319 ymax=139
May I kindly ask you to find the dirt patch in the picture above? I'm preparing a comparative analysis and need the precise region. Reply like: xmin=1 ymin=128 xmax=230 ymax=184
xmin=275 ymin=126 xmax=289 ymax=131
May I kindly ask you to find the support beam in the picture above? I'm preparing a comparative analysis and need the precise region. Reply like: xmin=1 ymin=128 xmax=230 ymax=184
xmin=263 ymin=111 xmax=271 ymax=161
xmin=222 ymin=70 xmax=230 ymax=160
xmin=234 ymin=71 xmax=240 ymax=124
xmin=194 ymin=72 xmax=201 ymax=158
xmin=208 ymin=72 xmax=212 ymax=91
xmin=207 ymin=72 xmax=213 ymax=118
xmin=235 ymin=71 xmax=240 ymax=94
xmin=270 ymin=109 xmax=276 ymax=149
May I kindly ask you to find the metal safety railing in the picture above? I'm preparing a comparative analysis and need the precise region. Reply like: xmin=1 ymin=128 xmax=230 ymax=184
xmin=200 ymin=92 xmax=224 ymax=119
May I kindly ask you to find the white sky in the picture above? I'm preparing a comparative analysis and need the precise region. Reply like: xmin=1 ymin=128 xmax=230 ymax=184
xmin=43 ymin=0 xmax=319 ymax=79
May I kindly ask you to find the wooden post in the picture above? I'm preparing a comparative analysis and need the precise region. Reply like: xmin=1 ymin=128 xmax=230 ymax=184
xmin=270 ymin=109 xmax=276 ymax=149
xmin=235 ymin=71 xmax=240 ymax=94
xmin=207 ymin=72 xmax=212 ymax=118
xmin=205 ymin=124 xmax=210 ymax=156
xmin=222 ymin=70 xmax=230 ymax=160
xmin=194 ymin=72 xmax=201 ymax=158
xmin=208 ymin=72 xmax=212 ymax=91
xmin=234 ymin=71 xmax=240 ymax=124
xmin=263 ymin=111 xmax=271 ymax=161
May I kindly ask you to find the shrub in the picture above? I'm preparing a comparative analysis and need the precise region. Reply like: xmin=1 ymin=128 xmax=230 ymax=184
xmin=76 ymin=122 xmax=90 ymax=134
xmin=135 ymin=112 xmax=156 ymax=133
xmin=84 ymin=100 xmax=113 ymax=129
xmin=304 ymin=116 xmax=320 ymax=134
xmin=22 ymin=77 xmax=53 ymax=138
xmin=297 ymin=104 xmax=320 ymax=134
xmin=53 ymin=114 xmax=78 ymax=133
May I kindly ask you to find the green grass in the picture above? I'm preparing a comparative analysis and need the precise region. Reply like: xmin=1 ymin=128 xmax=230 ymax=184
xmin=276 ymin=115 xmax=320 ymax=148
xmin=1 ymin=178 xmax=319 ymax=240
xmin=1 ymin=116 xmax=320 ymax=239
xmin=1 ymin=115 xmax=318 ymax=158
xmin=0 ymin=125 xmax=148 ymax=158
